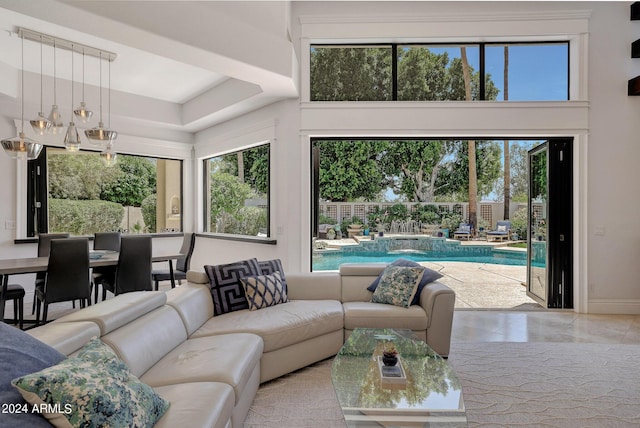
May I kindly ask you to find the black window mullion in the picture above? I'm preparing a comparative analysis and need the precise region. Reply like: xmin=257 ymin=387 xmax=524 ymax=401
xmin=479 ymin=43 xmax=486 ymax=100
xmin=392 ymin=44 xmax=398 ymax=101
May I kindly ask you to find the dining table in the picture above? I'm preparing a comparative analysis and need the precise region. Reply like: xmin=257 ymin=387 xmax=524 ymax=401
xmin=0 ymin=249 xmax=183 ymax=322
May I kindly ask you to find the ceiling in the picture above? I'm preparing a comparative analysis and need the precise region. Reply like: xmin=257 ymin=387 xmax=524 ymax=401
xmin=0 ymin=0 xmax=298 ymax=142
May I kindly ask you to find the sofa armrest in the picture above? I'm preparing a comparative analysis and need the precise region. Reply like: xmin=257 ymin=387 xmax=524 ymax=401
xmin=285 ymin=272 xmax=341 ymax=300
xmin=419 ymin=281 xmax=455 ymax=357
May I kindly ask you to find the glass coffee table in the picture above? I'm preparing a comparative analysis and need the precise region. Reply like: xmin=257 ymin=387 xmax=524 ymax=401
xmin=332 ymin=328 xmax=467 ymax=427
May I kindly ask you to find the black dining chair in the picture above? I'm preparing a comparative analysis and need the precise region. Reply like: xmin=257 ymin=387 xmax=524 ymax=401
xmin=107 ymin=235 xmax=153 ymax=297
xmin=91 ymin=232 xmax=121 ymax=303
xmin=2 ymin=283 xmax=25 ymax=329
xmin=32 ymin=233 xmax=70 ymax=315
xmin=151 ymin=233 xmax=196 ymax=290
xmin=35 ymin=238 xmax=91 ymax=325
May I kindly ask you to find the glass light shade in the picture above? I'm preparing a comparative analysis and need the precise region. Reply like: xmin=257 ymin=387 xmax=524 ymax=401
xmin=74 ymin=102 xmax=93 ymax=123
xmin=63 ymin=122 xmax=81 ymax=152
xmin=1 ymin=132 xmax=43 ymax=160
xmin=30 ymin=112 xmax=52 ymax=135
xmin=85 ymin=121 xmax=117 ymax=142
xmin=100 ymin=144 xmax=117 ymax=167
xmin=47 ymin=105 xmax=64 ymax=134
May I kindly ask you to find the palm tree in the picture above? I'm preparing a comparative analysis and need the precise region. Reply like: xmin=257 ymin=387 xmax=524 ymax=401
xmin=460 ymin=47 xmax=478 ymax=232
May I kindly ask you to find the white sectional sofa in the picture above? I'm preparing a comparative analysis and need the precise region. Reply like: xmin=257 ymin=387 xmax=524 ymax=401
xmin=21 ymin=263 xmax=455 ymax=427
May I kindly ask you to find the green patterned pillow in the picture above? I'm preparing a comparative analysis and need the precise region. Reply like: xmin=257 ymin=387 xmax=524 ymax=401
xmin=371 ymin=266 xmax=425 ymax=308
xmin=12 ymin=337 xmax=169 ymax=428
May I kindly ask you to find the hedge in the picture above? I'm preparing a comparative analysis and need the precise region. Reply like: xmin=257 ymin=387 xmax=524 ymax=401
xmin=49 ymin=199 xmax=124 ymax=235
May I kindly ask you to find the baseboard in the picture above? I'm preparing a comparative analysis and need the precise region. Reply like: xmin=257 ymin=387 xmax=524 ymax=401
xmin=588 ymin=299 xmax=640 ymax=314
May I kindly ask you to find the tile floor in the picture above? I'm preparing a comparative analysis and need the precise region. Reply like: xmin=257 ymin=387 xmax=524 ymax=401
xmin=452 ymin=310 xmax=640 ymax=344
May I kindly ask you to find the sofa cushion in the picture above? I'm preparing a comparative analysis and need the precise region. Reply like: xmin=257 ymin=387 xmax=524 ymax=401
xmin=367 ymin=258 xmax=443 ymax=305
xmin=343 ymin=301 xmax=429 ymax=331
xmin=27 ymin=321 xmax=100 ymax=356
xmin=52 ymin=291 xmax=167 ymax=335
xmin=12 ymin=337 xmax=169 ymax=428
xmin=204 ymin=258 xmax=261 ymax=315
xmin=0 ymin=322 xmax=66 ymax=428
xmin=101 ymin=306 xmax=188 ymax=378
xmin=165 ymin=283 xmax=213 ymax=336
xmin=371 ymin=265 xmax=424 ymax=308
xmin=153 ymin=382 xmax=234 ymax=428
xmin=190 ymin=300 xmax=344 ymax=353
xmin=140 ymin=333 xmax=263 ymax=406
xmin=258 ymin=258 xmax=288 ymax=293
xmin=241 ymin=272 xmax=288 ymax=311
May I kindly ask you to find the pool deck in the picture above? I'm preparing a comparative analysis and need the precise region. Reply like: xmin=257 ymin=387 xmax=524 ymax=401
xmin=316 ymin=235 xmax=539 ymax=310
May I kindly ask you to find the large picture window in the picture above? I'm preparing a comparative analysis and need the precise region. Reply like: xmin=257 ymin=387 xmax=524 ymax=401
xmin=311 ymin=42 xmax=569 ymax=101
xmin=203 ymin=143 xmax=270 ymax=237
xmin=27 ymin=147 xmax=183 ymax=236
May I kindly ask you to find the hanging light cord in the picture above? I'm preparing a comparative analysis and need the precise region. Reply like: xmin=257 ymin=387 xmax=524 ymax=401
xmin=70 ymin=44 xmax=74 ymax=116
xmin=99 ymin=52 xmax=103 ymax=123
xmin=108 ymin=57 xmax=111 ymax=128
xmin=53 ymin=40 xmax=57 ymax=104
xmin=20 ymin=34 xmax=24 ymax=133
xmin=39 ymin=35 xmax=43 ymax=113
xmin=81 ymin=49 xmax=85 ymax=102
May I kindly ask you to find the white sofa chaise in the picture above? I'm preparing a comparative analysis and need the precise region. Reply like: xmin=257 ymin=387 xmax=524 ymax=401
xmin=21 ymin=263 xmax=455 ymax=427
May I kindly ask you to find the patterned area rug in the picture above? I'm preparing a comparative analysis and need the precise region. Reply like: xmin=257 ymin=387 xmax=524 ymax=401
xmin=244 ymin=342 xmax=640 ymax=427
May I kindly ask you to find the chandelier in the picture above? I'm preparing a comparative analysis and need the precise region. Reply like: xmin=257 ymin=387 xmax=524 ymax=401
xmin=1 ymin=28 xmax=117 ymax=160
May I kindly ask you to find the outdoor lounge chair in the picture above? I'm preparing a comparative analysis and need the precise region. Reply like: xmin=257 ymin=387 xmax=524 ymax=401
xmin=453 ymin=223 xmax=472 ymax=240
xmin=487 ymin=220 xmax=511 ymax=242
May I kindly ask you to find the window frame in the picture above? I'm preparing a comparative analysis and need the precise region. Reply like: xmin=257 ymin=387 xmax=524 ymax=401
xmin=310 ymin=41 xmax=570 ymax=102
xmin=202 ymin=142 xmax=272 ymax=239
xmin=26 ymin=145 xmax=185 ymax=237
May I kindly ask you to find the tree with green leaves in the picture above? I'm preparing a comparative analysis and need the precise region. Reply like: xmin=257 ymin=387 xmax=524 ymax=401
xmin=379 ymin=140 xmax=453 ymax=202
xmin=311 ymin=47 xmax=392 ymax=101
xmin=100 ymin=156 xmax=156 ymax=207
xmin=315 ymin=140 xmax=388 ymax=201
xmin=435 ymin=140 xmax=502 ymax=201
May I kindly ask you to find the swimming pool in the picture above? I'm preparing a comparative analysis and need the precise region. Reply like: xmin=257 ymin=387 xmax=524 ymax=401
xmin=312 ymin=236 xmax=528 ymax=271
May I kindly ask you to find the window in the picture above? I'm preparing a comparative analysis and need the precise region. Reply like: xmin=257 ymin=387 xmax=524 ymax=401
xmin=27 ymin=147 xmax=183 ymax=236
xmin=203 ymin=143 xmax=270 ymax=237
xmin=310 ymin=42 xmax=569 ymax=101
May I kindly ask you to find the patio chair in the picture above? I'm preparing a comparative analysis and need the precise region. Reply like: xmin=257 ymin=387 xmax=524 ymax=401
xmin=453 ymin=223 xmax=472 ymax=240
xmin=487 ymin=221 xmax=511 ymax=242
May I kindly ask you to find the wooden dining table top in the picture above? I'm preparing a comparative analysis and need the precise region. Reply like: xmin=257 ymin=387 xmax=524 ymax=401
xmin=0 ymin=250 xmax=183 ymax=275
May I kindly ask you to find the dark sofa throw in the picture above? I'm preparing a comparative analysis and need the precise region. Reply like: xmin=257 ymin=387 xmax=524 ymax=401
xmin=367 ymin=258 xmax=443 ymax=306
xmin=204 ymin=258 xmax=261 ymax=316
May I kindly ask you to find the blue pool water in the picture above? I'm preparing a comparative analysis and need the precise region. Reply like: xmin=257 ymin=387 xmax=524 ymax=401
xmin=312 ymin=240 xmax=527 ymax=271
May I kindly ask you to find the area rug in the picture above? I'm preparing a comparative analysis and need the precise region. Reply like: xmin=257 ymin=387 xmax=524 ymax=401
xmin=244 ymin=342 xmax=640 ymax=427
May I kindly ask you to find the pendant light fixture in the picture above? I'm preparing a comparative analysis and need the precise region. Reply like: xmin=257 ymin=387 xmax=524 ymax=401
xmin=100 ymin=142 xmax=117 ymax=167
xmin=1 ymin=34 xmax=43 ymax=160
xmin=47 ymin=40 xmax=64 ymax=134
xmin=73 ymin=49 xmax=93 ymax=123
xmin=63 ymin=44 xmax=81 ymax=151
xmin=86 ymin=52 xmax=117 ymax=143
xmin=30 ymin=35 xmax=52 ymax=135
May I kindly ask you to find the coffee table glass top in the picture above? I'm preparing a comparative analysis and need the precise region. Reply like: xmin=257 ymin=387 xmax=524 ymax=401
xmin=332 ymin=328 xmax=467 ymax=427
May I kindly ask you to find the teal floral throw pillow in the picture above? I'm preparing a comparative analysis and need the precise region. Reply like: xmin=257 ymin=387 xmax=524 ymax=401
xmin=12 ymin=337 xmax=169 ymax=428
xmin=371 ymin=266 xmax=425 ymax=308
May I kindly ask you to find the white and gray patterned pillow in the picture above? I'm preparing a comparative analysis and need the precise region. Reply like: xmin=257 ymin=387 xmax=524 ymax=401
xmin=204 ymin=258 xmax=261 ymax=315
xmin=371 ymin=266 xmax=425 ymax=308
xmin=258 ymin=259 xmax=288 ymax=293
xmin=241 ymin=272 xmax=288 ymax=311
xmin=12 ymin=337 xmax=169 ymax=428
